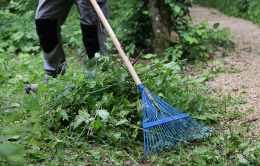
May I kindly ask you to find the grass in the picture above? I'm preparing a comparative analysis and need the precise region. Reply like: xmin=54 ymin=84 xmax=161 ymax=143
xmin=1 ymin=48 xmax=259 ymax=165
xmin=0 ymin=1 xmax=259 ymax=165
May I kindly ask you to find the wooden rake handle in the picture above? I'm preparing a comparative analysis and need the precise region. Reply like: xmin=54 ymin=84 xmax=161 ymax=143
xmin=90 ymin=0 xmax=142 ymax=86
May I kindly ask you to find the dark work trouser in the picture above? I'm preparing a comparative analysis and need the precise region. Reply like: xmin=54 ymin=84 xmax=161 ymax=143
xmin=35 ymin=0 xmax=109 ymax=77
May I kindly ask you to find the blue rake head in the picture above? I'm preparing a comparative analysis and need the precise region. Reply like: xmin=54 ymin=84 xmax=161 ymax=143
xmin=138 ymin=84 xmax=215 ymax=158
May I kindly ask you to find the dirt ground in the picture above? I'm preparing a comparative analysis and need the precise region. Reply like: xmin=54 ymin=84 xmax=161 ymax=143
xmin=190 ymin=5 xmax=260 ymax=137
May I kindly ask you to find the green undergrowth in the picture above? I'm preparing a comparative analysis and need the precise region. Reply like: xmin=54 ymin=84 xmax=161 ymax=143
xmin=164 ymin=21 xmax=235 ymax=61
xmin=0 ymin=1 xmax=235 ymax=62
xmin=109 ymin=0 xmax=235 ymax=61
xmin=0 ymin=53 xmax=216 ymax=164
xmin=1 ymin=52 xmax=260 ymax=165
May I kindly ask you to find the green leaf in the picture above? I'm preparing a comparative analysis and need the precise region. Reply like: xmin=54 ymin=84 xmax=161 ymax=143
xmin=130 ymin=49 xmax=134 ymax=54
xmin=73 ymin=116 xmax=84 ymax=129
xmin=151 ymin=127 xmax=163 ymax=132
xmin=78 ymin=74 xmax=85 ymax=82
xmin=116 ymin=119 xmax=128 ymax=126
xmin=199 ymin=45 xmax=205 ymax=50
xmin=227 ymin=35 xmax=234 ymax=41
xmin=95 ymin=133 xmax=101 ymax=143
xmin=223 ymin=27 xmax=230 ymax=32
xmin=95 ymin=52 xmax=101 ymax=58
xmin=191 ymin=77 xmax=207 ymax=83
xmin=113 ymin=132 xmax=121 ymax=139
xmin=246 ymin=109 xmax=255 ymax=114
xmin=97 ymin=109 xmax=110 ymax=121
xmin=89 ymin=81 xmax=97 ymax=89
xmin=237 ymin=154 xmax=249 ymax=164
xmin=243 ymin=147 xmax=256 ymax=156
xmin=60 ymin=110 xmax=68 ymax=120
xmin=11 ymin=32 xmax=24 ymax=40
xmin=0 ymin=144 xmax=25 ymax=163
xmin=0 ymin=42 xmax=9 ymax=48
xmin=174 ymin=6 xmax=181 ymax=15
xmin=11 ymin=103 xmax=20 ymax=107
xmin=238 ymin=126 xmax=244 ymax=132
xmin=79 ymin=110 xmax=90 ymax=120
xmin=143 ymin=53 xmax=157 ymax=59
xmin=78 ymin=110 xmax=94 ymax=123
xmin=85 ymin=70 xmax=97 ymax=79
xmin=94 ymin=117 xmax=101 ymax=130
xmin=239 ymin=142 xmax=249 ymax=149
xmin=232 ymin=99 xmax=247 ymax=105
xmin=26 ymin=100 xmax=39 ymax=111
xmin=163 ymin=68 xmax=173 ymax=78
xmin=120 ymin=109 xmax=131 ymax=116
xmin=194 ymin=114 xmax=221 ymax=121
xmin=157 ymin=63 xmax=164 ymax=68
xmin=87 ymin=97 xmax=96 ymax=110
xmin=163 ymin=61 xmax=180 ymax=70
xmin=111 ymin=106 xmax=120 ymax=115
xmin=213 ymin=23 xmax=220 ymax=29
xmin=142 ymin=11 xmax=150 ymax=15
xmin=92 ymin=152 xmax=102 ymax=160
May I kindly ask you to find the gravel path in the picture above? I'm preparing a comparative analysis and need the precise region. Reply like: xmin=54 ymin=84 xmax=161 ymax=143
xmin=190 ymin=5 xmax=260 ymax=136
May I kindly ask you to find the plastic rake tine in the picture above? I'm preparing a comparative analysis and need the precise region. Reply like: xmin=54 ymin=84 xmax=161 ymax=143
xmin=90 ymin=0 xmax=215 ymax=158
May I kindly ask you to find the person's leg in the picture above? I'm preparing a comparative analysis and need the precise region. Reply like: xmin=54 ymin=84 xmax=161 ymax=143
xmin=35 ymin=0 xmax=74 ymax=77
xmin=75 ymin=0 xmax=109 ymax=69
xmin=26 ymin=0 xmax=74 ymax=93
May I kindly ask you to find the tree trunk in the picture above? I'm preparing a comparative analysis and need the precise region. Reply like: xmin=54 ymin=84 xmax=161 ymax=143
xmin=147 ymin=0 xmax=179 ymax=54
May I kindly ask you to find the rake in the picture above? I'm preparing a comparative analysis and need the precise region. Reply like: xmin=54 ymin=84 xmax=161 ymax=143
xmin=90 ymin=0 xmax=215 ymax=158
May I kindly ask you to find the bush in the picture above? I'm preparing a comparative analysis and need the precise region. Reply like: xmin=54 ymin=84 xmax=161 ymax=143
xmin=0 ymin=1 xmax=39 ymax=56
xmin=164 ymin=21 xmax=235 ymax=61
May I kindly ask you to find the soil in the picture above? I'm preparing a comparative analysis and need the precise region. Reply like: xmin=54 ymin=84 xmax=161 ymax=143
xmin=190 ymin=5 xmax=260 ymax=136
